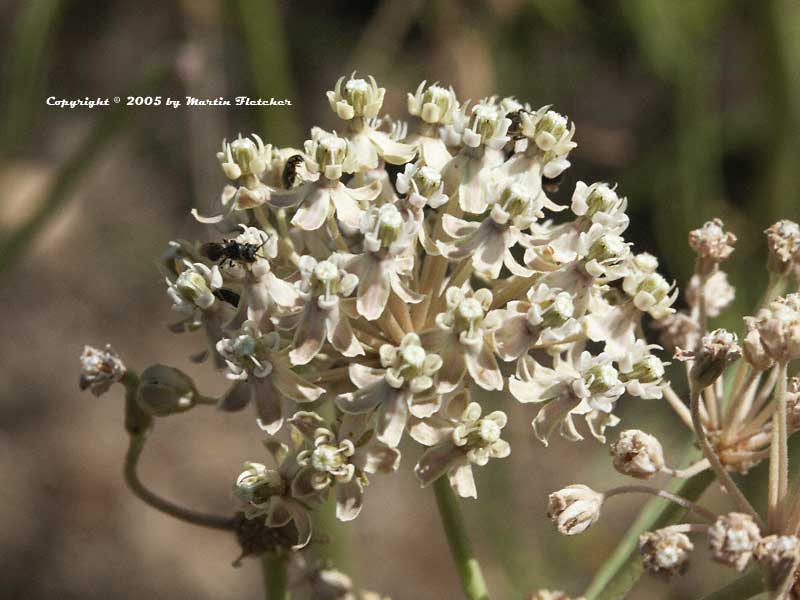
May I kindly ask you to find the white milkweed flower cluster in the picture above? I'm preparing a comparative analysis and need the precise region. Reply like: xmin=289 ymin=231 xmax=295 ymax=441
xmin=82 ymin=74 xmax=700 ymax=592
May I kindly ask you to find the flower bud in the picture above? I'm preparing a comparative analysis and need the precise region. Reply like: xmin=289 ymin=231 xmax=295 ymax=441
xmin=754 ymin=534 xmax=800 ymax=593
xmin=708 ymin=512 xmax=761 ymax=572
xmin=136 ymin=364 xmax=198 ymax=416
xmin=676 ymin=329 xmax=741 ymax=388
xmin=547 ymin=484 xmax=603 ymax=536
xmin=610 ymin=430 xmax=665 ymax=479
xmin=742 ymin=317 xmax=774 ymax=371
xmin=234 ymin=461 xmax=283 ymax=503
xmin=639 ymin=527 xmax=693 ymax=579
xmin=79 ymin=344 xmax=126 ymax=397
xmin=765 ymin=220 xmax=800 ymax=276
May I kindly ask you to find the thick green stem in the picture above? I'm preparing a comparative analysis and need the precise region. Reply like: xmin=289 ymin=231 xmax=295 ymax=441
xmin=260 ymin=554 xmax=289 ymax=600
xmin=432 ymin=477 xmax=490 ymax=600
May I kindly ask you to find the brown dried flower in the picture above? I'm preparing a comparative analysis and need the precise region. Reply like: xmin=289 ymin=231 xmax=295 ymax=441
xmin=639 ymin=527 xmax=694 ymax=579
xmin=708 ymin=512 xmax=761 ymax=571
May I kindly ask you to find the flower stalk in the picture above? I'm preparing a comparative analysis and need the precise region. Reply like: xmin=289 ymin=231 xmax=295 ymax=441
xmin=432 ymin=477 xmax=490 ymax=600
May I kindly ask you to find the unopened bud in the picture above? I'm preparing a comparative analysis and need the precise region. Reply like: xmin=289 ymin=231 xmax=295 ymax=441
xmin=136 ymin=364 xmax=198 ymax=416
xmin=610 ymin=430 xmax=665 ymax=479
xmin=547 ymin=484 xmax=603 ymax=536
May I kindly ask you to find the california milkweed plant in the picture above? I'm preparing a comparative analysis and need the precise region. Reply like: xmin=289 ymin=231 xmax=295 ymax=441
xmin=79 ymin=74 xmax=800 ymax=599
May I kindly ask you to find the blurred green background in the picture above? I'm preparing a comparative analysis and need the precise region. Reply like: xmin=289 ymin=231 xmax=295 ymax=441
xmin=0 ymin=0 xmax=798 ymax=598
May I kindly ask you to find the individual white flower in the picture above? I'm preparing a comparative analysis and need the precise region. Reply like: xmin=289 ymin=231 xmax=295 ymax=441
xmin=510 ymin=351 xmax=625 ymax=444
xmin=406 ymin=81 xmax=458 ymax=169
xmin=570 ymin=181 xmax=629 ymax=232
xmin=336 ymin=333 xmax=443 ymax=447
xmin=270 ymin=129 xmax=381 ymax=232
xmin=222 ymin=226 xmax=299 ymax=329
xmin=216 ymin=320 xmax=324 ymax=434
xmin=79 ymin=344 xmax=126 ymax=396
xmin=547 ymin=484 xmax=604 ymax=535
xmin=708 ymin=513 xmax=761 ymax=572
xmin=217 ymin=134 xmax=270 ymax=180
xmin=394 ymin=162 xmax=448 ymax=253
xmin=290 ymin=412 xmax=399 ymax=521
xmin=622 ymin=269 xmax=677 ymax=320
xmin=610 ymin=430 xmax=665 ymax=479
xmin=343 ymin=205 xmax=422 ymax=321
xmin=327 ymin=74 xmax=385 ymax=121
xmin=639 ymin=527 xmax=694 ymax=579
xmin=438 ymin=182 xmax=540 ymax=278
xmin=407 ymin=81 xmax=459 ymax=126
xmin=411 ymin=395 xmax=510 ymax=499
xmin=617 ymin=340 xmax=666 ymax=399
xmin=284 ymin=254 xmax=363 ymax=365
xmin=493 ymin=283 xmax=583 ymax=362
xmin=166 ymin=260 xmax=223 ymax=315
xmin=234 ymin=439 xmax=318 ymax=550
xmin=423 ymin=287 xmax=504 ymax=392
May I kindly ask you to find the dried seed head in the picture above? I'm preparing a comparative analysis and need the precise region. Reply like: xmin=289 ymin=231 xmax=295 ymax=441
xmin=688 ymin=218 xmax=736 ymax=275
xmin=765 ymin=220 xmax=800 ymax=276
xmin=676 ymin=329 xmax=742 ymax=388
xmin=79 ymin=344 xmax=126 ymax=397
xmin=610 ymin=430 xmax=665 ymax=479
xmin=547 ymin=485 xmax=604 ymax=536
xmin=752 ymin=293 xmax=800 ymax=363
xmin=708 ymin=512 xmax=761 ymax=572
xmin=755 ymin=535 xmax=800 ymax=593
xmin=639 ymin=527 xmax=694 ymax=579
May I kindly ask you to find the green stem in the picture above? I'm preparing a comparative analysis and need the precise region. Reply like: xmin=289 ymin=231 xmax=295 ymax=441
xmin=121 ymin=373 xmax=234 ymax=531
xmin=432 ymin=477 xmax=490 ymax=600
xmin=583 ymin=460 xmax=714 ymax=600
xmin=699 ymin=568 xmax=764 ymax=600
xmin=260 ymin=554 xmax=289 ymax=600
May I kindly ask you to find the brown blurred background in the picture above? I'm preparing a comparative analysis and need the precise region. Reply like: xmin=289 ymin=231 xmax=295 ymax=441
xmin=1 ymin=0 xmax=798 ymax=598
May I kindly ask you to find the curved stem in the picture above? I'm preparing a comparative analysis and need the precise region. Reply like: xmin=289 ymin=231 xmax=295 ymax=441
xmin=261 ymin=554 xmax=289 ymax=600
xmin=432 ymin=477 xmax=490 ymax=600
xmin=124 ymin=430 xmax=234 ymax=531
xmin=604 ymin=485 xmax=717 ymax=521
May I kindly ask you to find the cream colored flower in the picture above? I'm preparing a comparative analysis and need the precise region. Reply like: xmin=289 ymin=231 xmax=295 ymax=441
xmin=336 ymin=333 xmax=443 ymax=447
xmin=708 ymin=512 xmax=761 ymax=572
xmin=411 ymin=394 xmax=509 ymax=499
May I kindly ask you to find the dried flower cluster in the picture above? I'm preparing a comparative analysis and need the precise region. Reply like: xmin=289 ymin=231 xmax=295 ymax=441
xmin=548 ymin=218 xmax=800 ymax=598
